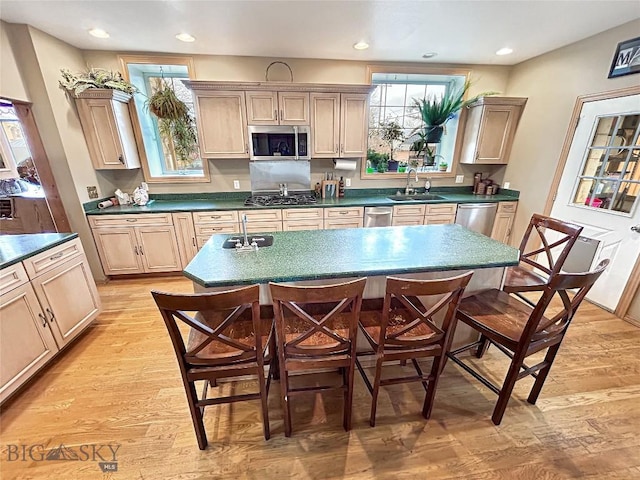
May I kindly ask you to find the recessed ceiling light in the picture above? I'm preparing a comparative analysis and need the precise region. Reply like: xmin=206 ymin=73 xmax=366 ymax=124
xmin=88 ymin=28 xmax=110 ymax=39
xmin=422 ymin=52 xmax=437 ymax=59
xmin=496 ymin=47 xmax=513 ymax=56
xmin=176 ymin=33 xmax=196 ymax=43
xmin=353 ymin=41 xmax=369 ymax=50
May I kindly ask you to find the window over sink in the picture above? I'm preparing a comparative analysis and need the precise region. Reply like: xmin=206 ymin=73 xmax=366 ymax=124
xmin=364 ymin=66 xmax=469 ymax=179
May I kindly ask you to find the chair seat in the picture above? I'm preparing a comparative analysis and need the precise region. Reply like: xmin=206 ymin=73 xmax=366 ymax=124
xmin=457 ymin=289 xmax=554 ymax=346
xmin=503 ymin=265 xmax=549 ymax=293
xmin=187 ymin=313 xmax=272 ymax=362
xmin=359 ymin=309 xmax=441 ymax=349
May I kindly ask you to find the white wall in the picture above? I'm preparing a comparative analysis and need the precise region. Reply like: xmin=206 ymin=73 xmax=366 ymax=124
xmin=0 ymin=21 xmax=29 ymax=102
xmin=504 ymin=19 xmax=640 ymax=246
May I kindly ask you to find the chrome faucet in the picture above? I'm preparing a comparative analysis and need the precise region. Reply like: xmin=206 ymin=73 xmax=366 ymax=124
xmin=405 ymin=168 xmax=419 ymax=195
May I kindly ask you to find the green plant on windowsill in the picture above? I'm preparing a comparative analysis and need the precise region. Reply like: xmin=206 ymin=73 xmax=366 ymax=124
xmin=367 ymin=149 xmax=389 ymax=173
xmin=438 ymin=160 xmax=449 ymax=172
xmin=59 ymin=68 xmax=138 ymax=96
xmin=413 ymin=80 xmax=497 ymax=143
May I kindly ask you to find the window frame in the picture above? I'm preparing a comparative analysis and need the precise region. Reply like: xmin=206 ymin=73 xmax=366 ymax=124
xmin=118 ymin=55 xmax=210 ymax=183
xmin=363 ymin=65 xmax=471 ymax=180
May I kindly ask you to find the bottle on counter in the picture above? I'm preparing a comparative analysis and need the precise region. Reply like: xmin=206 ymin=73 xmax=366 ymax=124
xmin=338 ymin=176 xmax=345 ymax=198
xmin=314 ymin=182 xmax=322 ymax=198
xmin=473 ymin=172 xmax=482 ymax=192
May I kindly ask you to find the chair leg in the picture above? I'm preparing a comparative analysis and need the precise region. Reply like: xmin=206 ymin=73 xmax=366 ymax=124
xmin=257 ymin=364 xmax=271 ymax=441
xmin=476 ymin=335 xmax=491 ymax=358
xmin=492 ymin=353 xmax=526 ymax=425
xmin=185 ymin=381 xmax=208 ymax=450
xmin=369 ymin=356 xmax=384 ymax=427
xmin=270 ymin=335 xmax=280 ymax=381
xmin=343 ymin=360 xmax=356 ymax=431
xmin=422 ymin=356 xmax=441 ymax=420
xmin=279 ymin=366 xmax=292 ymax=437
xmin=527 ymin=343 xmax=561 ymax=405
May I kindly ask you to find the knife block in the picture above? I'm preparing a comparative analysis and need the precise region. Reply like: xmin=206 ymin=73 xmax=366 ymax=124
xmin=321 ymin=180 xmax=339 ymax=199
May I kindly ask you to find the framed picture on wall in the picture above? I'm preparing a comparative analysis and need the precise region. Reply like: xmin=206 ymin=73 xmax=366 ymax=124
xmin=608 ymin=36 xmax=640 ymax=78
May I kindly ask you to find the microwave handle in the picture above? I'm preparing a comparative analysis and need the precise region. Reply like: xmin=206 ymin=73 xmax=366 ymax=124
xmin=293 ymin=125 xmax=299 ymax=160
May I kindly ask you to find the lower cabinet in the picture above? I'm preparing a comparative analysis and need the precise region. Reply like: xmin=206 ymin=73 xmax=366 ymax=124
xmin=0 ymin=239 xmax=101 ymax=404
xmin=490 ymin=202 xmax=517 ymax=244
xmin=392 ymin=204 xmax=426 ymax=226
xmin=282 ymin=208 xmax=324 ymax=231
xmin=172 ymin=213 xmax=198 ymax=268
xmin=324 ymin=207 xmax=364 ymax=229
xmin=424 ymin=204 xmax=458 ymax=225
xmin=89 ymin=214 xmax=182 ymax=275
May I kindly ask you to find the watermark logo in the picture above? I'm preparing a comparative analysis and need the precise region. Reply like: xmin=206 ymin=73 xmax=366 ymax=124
xmin=4 ymin=442 xmax=120 ymax=473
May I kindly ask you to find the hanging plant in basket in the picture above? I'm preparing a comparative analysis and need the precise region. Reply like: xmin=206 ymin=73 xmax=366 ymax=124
xmin=147 ymin=80 xmax=199 ymax=169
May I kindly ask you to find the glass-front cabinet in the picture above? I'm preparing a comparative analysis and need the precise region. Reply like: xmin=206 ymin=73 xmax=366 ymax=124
xmin=573 ymin=114 xmax=640 ymax=214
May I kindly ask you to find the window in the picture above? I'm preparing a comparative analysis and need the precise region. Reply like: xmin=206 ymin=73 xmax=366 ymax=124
xmin=0 ymin=103 xmax=37 ymax=183
xmin=573 ymin=114 xmax=640 ymax=214
xmin=120 ymin=56 xmax=209 ymax=183
xmin=365 ymin=68 xmax=468 ymax=177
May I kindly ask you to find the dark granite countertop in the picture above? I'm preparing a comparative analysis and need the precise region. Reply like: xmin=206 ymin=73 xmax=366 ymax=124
xmin=85 ymin=188 xmax=519 ymax=215
xmin=0 ymin=233 xmax=78 ymax=269
xmin=184 ymin=224 xmax=520 ymax=288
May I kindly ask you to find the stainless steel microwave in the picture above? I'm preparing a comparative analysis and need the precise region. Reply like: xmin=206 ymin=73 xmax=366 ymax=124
xmin=248 ymin=125 xmax=311 ymax=160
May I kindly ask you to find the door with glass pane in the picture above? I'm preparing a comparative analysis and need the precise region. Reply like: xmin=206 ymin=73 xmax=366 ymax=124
xmin=551 ymin=93 xmax=640 ymax=311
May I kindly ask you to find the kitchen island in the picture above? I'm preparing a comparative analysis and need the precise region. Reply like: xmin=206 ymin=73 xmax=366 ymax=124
xmin=185 ymin=224 xmax=519 ymax=347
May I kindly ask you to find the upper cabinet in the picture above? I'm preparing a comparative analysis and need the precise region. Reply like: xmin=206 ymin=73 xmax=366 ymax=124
xmin=186 ymin=81 xmax=374 ymax=160
xmin=246 ymin=91 xmax=309 ymax=125
xmin=458 ymin=97 xmax=527 ymax=165
xmin=74 ymin=90 xmax=141 ymax=169
xmin=192 ymin=90 xmax=249 ymax=159
xmin=311 ymin=93 xmax=368 ymax=158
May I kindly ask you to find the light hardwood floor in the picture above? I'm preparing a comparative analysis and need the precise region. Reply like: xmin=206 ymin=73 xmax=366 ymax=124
xmin=1 ymin=276 xmax=640 ymax=479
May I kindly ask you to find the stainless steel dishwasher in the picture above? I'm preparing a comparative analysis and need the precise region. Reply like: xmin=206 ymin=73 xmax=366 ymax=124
xmin=364 ymin=206 xmax=393 ymax=227
xmin=455 ymin=203 xmax=498 ymax=236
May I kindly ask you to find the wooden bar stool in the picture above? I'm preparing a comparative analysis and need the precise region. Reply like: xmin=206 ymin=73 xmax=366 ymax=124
xmin=355 ymin=272 xmax=473 ymax=426
xmin=448 ymin=259 xmax=609 ymax=425
xmin=151 ymin=285 xmax=276 ymax=449
xmin=269 ymin=278 xmax=366 ymax=437
xmin=503 ymin=214 xmax=583 ymax=299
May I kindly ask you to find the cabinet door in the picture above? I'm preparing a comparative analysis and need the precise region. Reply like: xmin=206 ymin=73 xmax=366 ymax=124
xmin=475 ymin=105 xmax=520 ymax=164
xmin=75 ymin=98 xmax=140 ymax=169
xmin=424 ymin=215 xmax=456 ymax=225
xmin=279 ymin=92 xmax=310 ymax=125
xmin=246 ymin=91 xmax=278 ymax=125
xmin=392 ymin=216 xmax=424 ymax=226
xmin=245 ymin=221 xmax=283 ymax=233
xmin=31 ymin=256 xmax=100 ymax=349
xmin=324 ymin=219 xmax=363 ymax=229
xmin=194 ymin=91 xmax=249 ymax=158
xmin=340 ymin=94 xmax=368 ymax=157
xmin=172 ymin=213 xmax=198 ymax=267
xmin=1 ymin=283 xmax=58 ymax=403
xmin=310 ymin=93 xmax=340 ymax=157
xmin=283 ymin=219 xmax=324 ymax=231
xmin=136 ymin=226 xmax=182 ymax=273
xmin=92 ymin=228 xmax=143 ymax=275
xmin=490 ymin=212 xmax=515 ymax=244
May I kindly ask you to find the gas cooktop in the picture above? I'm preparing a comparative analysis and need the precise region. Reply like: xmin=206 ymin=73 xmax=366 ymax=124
xmin=244 ymin=194 xmax=318 ymax=207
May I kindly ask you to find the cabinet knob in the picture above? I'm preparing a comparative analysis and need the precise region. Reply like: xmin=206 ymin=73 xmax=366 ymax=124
xmin=134 ymin=246 xmax=139 ymax=255
xmin=118 ymin=155 xmax=124 ymax=164
xmin=274 ymin=109 xmax=278 ymax=121
xmin=38 ymin=313 xmax=48 ymax=328
xmin=192 ymin=237 xmax=196 ymax=246
xmin=280 ymin=109 xmax=284 ymax=121
xmin=49 ymin=252 xmax=64 ymax=261
xmin=46 ymin=308 xmax=56 ymax=322
xmin=139 ymin=246 xmax=144 ymax=255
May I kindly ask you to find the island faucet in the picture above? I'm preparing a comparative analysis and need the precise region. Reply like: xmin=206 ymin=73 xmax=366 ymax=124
xmin=241 ymin=214 xmax=249 ymax=247
xmin=405 ymin=168 xmax=419 ymax=195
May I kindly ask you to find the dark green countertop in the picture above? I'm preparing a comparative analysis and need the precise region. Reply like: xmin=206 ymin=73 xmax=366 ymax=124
xmin=184 ymin=224 xmax=520 ymax=288
xmin=0 ymin=233 xmax=78 ymax=270
xmin=85 ymin=188 xmax=518 ymax=215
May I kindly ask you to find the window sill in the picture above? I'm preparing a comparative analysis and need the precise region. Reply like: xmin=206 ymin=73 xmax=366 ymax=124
xmin=360 ymin=171 xmax=456 ymax=180
xmin=142 ymin=174 xmax=211 ymax=184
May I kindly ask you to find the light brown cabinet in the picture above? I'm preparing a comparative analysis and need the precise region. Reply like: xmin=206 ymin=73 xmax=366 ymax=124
xmin=311 ymin=93 xmax=368 ymax=158
xmin=89 ymin=214 xmax=182 ymax=275
xmin=246 ymin=91 xmax=309 ymax=125
xmin=324 ymin=207 xmax=364 ymax=229
xmin=424 ymin=203 xmax=458 ymax=225
xmin=282 ymin=208 xmax=324 ymax=231
xmin=172 ymin=213 xmax=198 ymax=268
xmin=459 ymin=97 xmax=527 ymax=165
xmin=193 ymin=91 xmax=249 ymax=158
xmin=490 ymin=202 xmax=517 ymax=244
xmin=74 ymin=90 xmax=141 ymax=169
xmin=0 ymin=238 xmax=100 ymax=404
xmin=193 ymin=210 xmax=239 ymax=247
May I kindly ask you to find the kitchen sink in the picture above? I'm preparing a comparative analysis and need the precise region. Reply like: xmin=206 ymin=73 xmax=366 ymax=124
xmin=222 ymin=235 xmax=274 ymax=249
xmin=387 ymin=194 xmax=445 ymax=202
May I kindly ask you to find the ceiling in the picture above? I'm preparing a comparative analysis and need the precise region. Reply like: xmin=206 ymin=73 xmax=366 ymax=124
xmin=1 ymin=1 xmax=639 ymax=65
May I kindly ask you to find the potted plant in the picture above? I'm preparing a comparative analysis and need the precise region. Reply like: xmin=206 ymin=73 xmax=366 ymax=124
xmin=380 ymin=120 xmax=404 ymax=171
xmin=147 ymin=80 xmax=199 ymax=171
xmin=438 ymin=160 xmax=449 ymax=172
xmin=413 ymin=80 xmax=496 ymax=143
xmin=59 ymin=68 xmax=137 ymax=96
